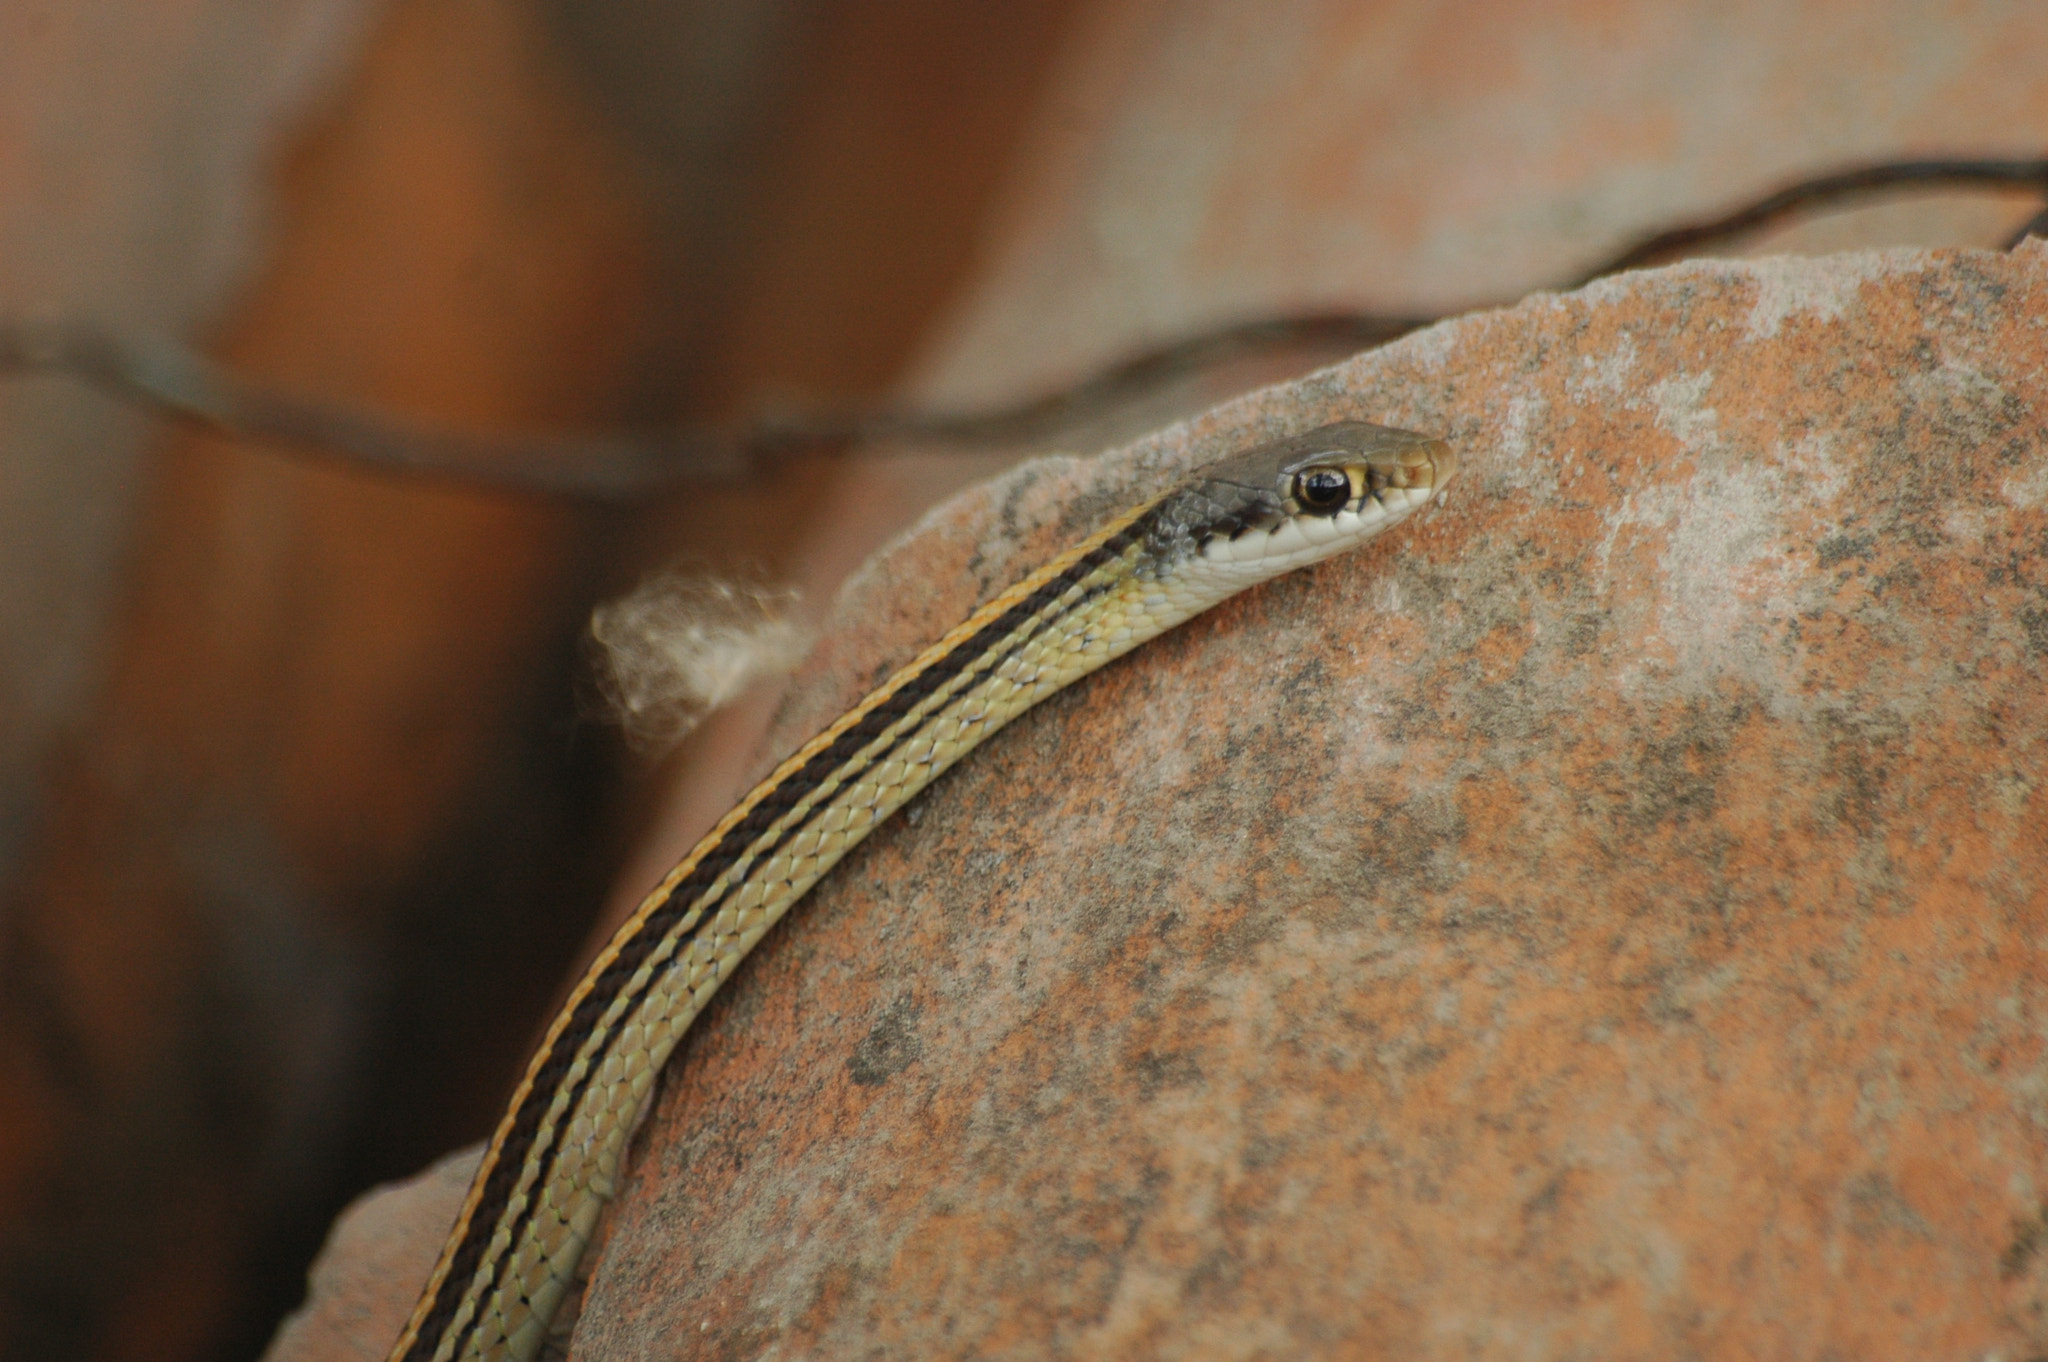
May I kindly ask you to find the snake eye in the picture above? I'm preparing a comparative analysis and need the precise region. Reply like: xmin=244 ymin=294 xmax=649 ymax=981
xmin=1293 ymin=467 xmax=1351 ymax=514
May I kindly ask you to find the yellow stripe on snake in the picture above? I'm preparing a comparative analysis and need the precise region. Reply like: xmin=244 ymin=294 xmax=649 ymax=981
xmin=390 ymin=420 xmax=1457 ymax=1361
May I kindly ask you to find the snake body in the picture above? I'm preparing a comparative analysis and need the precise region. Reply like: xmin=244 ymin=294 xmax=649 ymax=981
xmin=390 ymin=419 xmax=1456 ymax=1362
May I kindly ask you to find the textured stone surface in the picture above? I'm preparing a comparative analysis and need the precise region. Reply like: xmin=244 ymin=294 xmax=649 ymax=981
xmin=564 ymin=246 xmax=2048 ymax=1359
xmin=283 ymin=243 xmax=2048 ymax=1359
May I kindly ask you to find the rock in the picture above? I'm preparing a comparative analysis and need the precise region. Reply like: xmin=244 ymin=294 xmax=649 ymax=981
xmin=565 ymin=246 xmax=2048 ymax=1358
xmin=273 ymin=243 xmax=2048 ymax=1360
xmin=265 ymin=1150 xmax=474 ymax=1362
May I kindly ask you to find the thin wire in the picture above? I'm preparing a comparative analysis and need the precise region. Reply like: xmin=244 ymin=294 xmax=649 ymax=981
xmin=0 ymin=322 xmax=750 ymax=498
xmin=5 ymin=155 xmax=2045 ymax=501
xmin=1567 ymin=155 xmax=2048 ymax=283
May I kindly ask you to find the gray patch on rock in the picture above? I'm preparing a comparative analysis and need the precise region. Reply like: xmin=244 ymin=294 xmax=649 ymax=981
xmin=847 ymin=994 xmax=923 ymax=1086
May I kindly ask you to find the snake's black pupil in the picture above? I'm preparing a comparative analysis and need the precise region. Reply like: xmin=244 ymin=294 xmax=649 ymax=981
xmin=1296 ymin=468 xmax=1350 ymax=512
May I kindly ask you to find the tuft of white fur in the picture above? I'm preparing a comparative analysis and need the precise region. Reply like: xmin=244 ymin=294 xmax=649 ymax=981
xmin=589 ymin=574 xmax=813 ymax=751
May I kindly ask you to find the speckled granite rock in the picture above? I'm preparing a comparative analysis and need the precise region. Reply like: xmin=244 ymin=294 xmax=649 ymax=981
xmin=269 ymin=244 xmax=2048 ymax=1361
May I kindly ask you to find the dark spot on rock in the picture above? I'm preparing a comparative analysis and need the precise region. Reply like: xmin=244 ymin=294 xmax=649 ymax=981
xmin=2003 ymin=1202 xmax=2048 ymax=1279
xmin=1816 ymin=533 xmax=1875 ymax=568
xmin=1279 ymin=654 xmax=1331 ymax=705
xmin=1242 ymin=1132 xmax=1293 ymax=1170
xmin=848 ymin=995 xmax=922 ymax=1086
xmin=1402 ymin=1042 xmax=1448 ymax=1073
xmin=2021 ymin=606 xmax=2048 ymax=657
xmin=1561 ymin=609 xmax=1604 ymax=656
xmin=1131 ymin=1049 xmax=1204 ymax=1099
xmin=1844 ymin=1171 xmax=1931 ymax=1242
xmin=1623 ymin=702 xmax=1735 ymax=833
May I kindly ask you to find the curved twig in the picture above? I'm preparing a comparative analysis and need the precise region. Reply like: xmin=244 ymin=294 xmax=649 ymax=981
xmin=5 ymin=155 xmax=2043 ymax=500
xmin=1570 ymin=156 xmax=2048 ymax=283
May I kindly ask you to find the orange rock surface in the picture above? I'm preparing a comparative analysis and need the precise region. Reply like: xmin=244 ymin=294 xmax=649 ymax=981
xmin=273 ymin=243 xmax=2048 ymax=1359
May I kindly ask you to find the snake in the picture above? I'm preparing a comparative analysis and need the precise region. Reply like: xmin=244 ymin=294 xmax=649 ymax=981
xmin=387 ymin=418 xmax=1457 ymax=1362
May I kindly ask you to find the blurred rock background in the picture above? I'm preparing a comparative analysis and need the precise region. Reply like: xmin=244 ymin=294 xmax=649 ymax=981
xmin=0 ymin=2 xmax=2043 ymax=1360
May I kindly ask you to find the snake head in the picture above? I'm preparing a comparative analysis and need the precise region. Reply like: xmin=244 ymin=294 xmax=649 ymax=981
xmin=1150 ymin=420 xmax=1456 ymax=571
